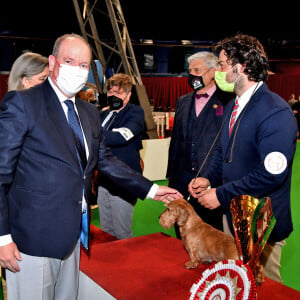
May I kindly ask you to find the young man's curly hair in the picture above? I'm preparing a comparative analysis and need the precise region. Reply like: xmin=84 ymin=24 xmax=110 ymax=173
xmin=214 ymin=34 xmax=269 ymax=82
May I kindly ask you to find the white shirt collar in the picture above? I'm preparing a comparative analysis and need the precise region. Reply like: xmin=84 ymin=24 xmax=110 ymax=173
xmin=237 ymin=81 xmax=263 ymax=111
xmin=48 ymin=77 xmax=75 ymax=103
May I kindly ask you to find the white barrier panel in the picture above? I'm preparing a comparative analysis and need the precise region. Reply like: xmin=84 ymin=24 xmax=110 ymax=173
xmin=140 ymin=137 xmax=170 ymax=181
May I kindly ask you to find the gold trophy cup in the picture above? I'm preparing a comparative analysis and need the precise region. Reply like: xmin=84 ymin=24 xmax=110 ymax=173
xmin=230 ymin=195 xmax=276 ymax=271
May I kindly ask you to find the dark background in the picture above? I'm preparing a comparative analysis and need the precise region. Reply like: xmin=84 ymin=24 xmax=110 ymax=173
xmin=0 ymin=1 xmax=299 ymax=72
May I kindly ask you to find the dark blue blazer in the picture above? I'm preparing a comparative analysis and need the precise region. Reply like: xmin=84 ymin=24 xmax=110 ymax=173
xmin=0 ymin=80 xmax=152 ymax=259
xmin=100 ymin=103 xmax=144 ymax=173
xmin=204 ymin=83 xmax=298 ymax=242
xmin=98 ymin=103 xmax=145 ymax=204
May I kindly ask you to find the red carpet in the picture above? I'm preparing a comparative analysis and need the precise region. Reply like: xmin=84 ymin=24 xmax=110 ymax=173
xmin=88 ymin=224 xmax=117 ymax=244
xmin=80 ymin=226 xmax=300 ymax=299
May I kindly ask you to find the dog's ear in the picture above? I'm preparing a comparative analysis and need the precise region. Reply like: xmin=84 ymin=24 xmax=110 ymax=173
xmin=176 ymin=204 xmax=190 ymax=226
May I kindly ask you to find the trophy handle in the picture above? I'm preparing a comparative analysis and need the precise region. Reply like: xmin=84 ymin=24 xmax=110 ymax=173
xmin=247 ymin=197 xmax=276 ymax=270
xmin=230 ymin=195 xmax=276 ymax=272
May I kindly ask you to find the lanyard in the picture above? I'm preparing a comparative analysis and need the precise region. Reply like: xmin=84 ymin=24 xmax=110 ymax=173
xmin=187 ymin=113 xmax=228 ymax=201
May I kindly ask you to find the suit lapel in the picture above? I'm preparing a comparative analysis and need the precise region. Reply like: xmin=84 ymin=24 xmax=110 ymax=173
xmin=100 ymin=104 xmax=129 ymax=129
xmin=43 ymin=81 xmax=81 ymax=168
xmin=76 ymin=99 xmax=93 ymax=170
xmin=223 ymin=89 xmax=259 ymax=159
xmin=181 ymin=94 xmax=194 ymax=140
xmin=112 ymin=104 xmax=129 ymax=127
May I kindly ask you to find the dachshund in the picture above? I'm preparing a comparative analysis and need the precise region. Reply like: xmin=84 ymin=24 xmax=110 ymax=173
xmin=159 ymin=199 xmax=264 ymax=285
xmin=159 ymin=199 xmax=240 ymax=268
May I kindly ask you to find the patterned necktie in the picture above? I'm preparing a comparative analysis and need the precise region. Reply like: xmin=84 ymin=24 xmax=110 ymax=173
xmin=65 ymin=100 xmax=89 ymax=250
xmin=229 ymin=98 xmax=239 ymax=136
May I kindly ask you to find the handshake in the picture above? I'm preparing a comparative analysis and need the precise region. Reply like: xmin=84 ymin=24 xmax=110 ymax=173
xmin=161 ymin=176 xmax=220 ymax=210
xmin=161 ymin=176 xmax=219 ymax=210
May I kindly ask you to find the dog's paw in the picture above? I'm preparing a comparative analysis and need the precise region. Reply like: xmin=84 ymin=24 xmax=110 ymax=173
xmin=185 ymin=260 xmax=199 ymax=269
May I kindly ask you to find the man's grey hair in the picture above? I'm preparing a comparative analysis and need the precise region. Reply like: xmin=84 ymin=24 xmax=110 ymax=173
xmin=187 ymin=51 xmax=218 ymax=69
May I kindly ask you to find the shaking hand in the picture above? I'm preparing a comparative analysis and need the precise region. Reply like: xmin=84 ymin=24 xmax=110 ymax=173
xmin=154 ymin=186 xmax=183 ymax=203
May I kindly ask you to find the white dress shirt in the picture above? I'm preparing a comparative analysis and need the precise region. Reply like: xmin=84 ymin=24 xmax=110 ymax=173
xmin=234 ymin=81 xmax=263 ymax=120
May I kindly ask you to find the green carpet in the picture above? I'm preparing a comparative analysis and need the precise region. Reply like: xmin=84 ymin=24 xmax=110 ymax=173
xmin=280 ymin=142 xmax=300 ymax=291
xmin=0 ymin=281 xmax=3 ymax=300
xmin=91 ymin=179 xmax=174 ymax=238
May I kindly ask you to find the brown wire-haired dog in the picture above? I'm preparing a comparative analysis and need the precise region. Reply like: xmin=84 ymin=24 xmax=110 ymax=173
xmin=159 ymin=199 xmax=240 ymax=269
xmin=159 ymin=199 xmax=264 ymax=285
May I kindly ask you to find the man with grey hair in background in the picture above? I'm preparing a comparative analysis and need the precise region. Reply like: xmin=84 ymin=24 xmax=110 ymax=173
xmin=167 ymin=51 xmax=232 ymax=238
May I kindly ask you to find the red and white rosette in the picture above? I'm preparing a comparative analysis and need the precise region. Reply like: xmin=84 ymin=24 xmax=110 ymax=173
xmin=189 ymin=260 xmax=257 ymax=300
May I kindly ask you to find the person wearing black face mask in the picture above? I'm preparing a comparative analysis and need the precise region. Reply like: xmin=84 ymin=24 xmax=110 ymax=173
xmin=107 ymin=94 xmax=123 ymax=110
xmin=97 ymin=73 xmax=146 ymax=239
xmin=187 ymin=71 xmax=207 ymax=91
xmin=167 ymin=51 xmax=233 ymax=237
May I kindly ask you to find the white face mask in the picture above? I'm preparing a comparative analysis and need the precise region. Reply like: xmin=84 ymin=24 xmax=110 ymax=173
xmin=55 ymin=64 xmax=89 ymax=96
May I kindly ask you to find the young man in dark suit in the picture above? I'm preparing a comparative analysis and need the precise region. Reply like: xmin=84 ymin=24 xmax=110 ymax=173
xmin=167 ymin=51 xmax=232 ymax=234
xmin=0 ymin=33 xmax=182 ymax=300
xmin=189 ymin=34 xmax=298 ymax=283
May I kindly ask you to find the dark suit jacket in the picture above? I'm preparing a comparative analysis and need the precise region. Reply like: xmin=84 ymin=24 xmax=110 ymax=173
xmin=98 ymin=103 xmax=144 ymax=204
xmin=166 ymin=87 xmax=232 ymax=197
xmin=0 ymin=80 xmax=152 ymax=259
xmin=291 ymin=101 xmax=300 ymax=132
xmin=100 ymin=103 xmax=144 ymax=172
xmin=204 ymin=83 xmax=298 ymax=242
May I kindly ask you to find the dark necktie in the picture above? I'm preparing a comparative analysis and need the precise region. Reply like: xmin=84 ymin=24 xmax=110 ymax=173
xmin=65 ymin=100 xmax=87 ymax=170
xmin=65 ymin=100 xmax=89 ymax=250
xmin=195 ymin=93 xmax=209 ymax=116
xmin=103 ymin=111 xmax=117 ymax=130
xmin=195 ymin=93 xmax=209 ymax=100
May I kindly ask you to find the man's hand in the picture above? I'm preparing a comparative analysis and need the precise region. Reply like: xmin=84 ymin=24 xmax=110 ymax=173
xmin=154 ymin=186 xmax=183 ymax=203
xmin=196 ymin=188 xmax=221 ymax=209
xmin=188 ymin=177 xmax=210 ymax=198
xmin=0 ymin=242 xmax=22 ymax=272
